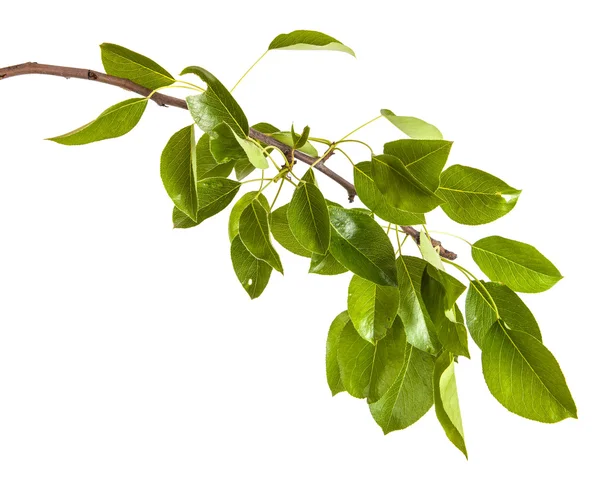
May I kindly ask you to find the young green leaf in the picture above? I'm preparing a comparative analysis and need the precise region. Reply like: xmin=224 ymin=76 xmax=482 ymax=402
xmin=371 ymin=154 xmax=443 ymax=213
xmin=383 ymin=139 xmax=452 ymax=192
xmin=326 ymin=311 xmax=350 ymax=396
xmin=482 ymin=321 xmax=577 ymax=423
xmin=337 ymin=318 xmax=407 ymax=402
xmin=196 ymin=177 xmax=241 ymax=224
xmin=100 ymin=43 xmax=175 ymax=90
xmin=419 ymin=230 xmax=444 ymax=270
xmin=288 ymin=182 xmax=330 ymax=254
xmin=183 ymin=66 xmax=248 ymax=137
xmin=347 ymin=275 xmax=399 ymax=344
xmin=465 ymin=281 xmax=542 ymax=349
xmin=270 ymin=132 xmax=320 ymax=156
xmin=434 ymin=352 xmax=468 ymax=458
xmin=196 ymin=133 xmax=234 ymax=180
xmin=228 ymin=192 xmax=270 ymax=241
xmin=234 ymin=133 xmax=268 ymax=169
xmin=437 ymin=165 xmax=521 ymax=225
xmin=369 ymin=342 xmax=435 ymax=433
xmin=268 ymin=30 xmax=355 ymax=57
xmin=328 ymin=206 xmax=398 ymax=287
xmin=472 ymin=236 xmax=563 ymax=293
xmin=160 ymin=125 xmax=197 ymax=221
xmin=47 ymin=98 xmax=147 ymax=145
xmin=230 ymin=235 xmax=272 ymax=299
xmin=396 ymin=255 xmax=440 ymax=354
xmin=309 ymin=251 xmax=348 ymax=275
xmin=353 ymin=162 xmax=424 ymax=225
xmin=291 ymin=124 xmax=310 ymax=149
xmin=381 ymin=109 xmax=443 ymax=140
xmin=239 ymin=200 xmax=283 ymax=273
xmin=270 ymin=204 xmax=312 ymax=257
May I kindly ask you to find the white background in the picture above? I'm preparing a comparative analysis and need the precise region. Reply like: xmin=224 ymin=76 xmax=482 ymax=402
xmin=1 ymin=1 xmax=598 ymax=477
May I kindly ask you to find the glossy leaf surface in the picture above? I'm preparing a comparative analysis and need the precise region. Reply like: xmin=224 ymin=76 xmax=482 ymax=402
xmin=270 ymin=204 xmax=312 ymax=257
xmin=196 ymin=133 xmax=234 ymax=180
xmin=288 ymin=182 xmax=330 ymax=254
xmin=48 ymin=98 xmax=147 ymax=145
xmin=231 ymin=235 xmax=272 ymax=299
xmin=239 ymin=200 xmax=283 ymax=273
xmin=228 ymin=192 xmax=270 ymax=242
xmin=309 ymin=251 xmax=348 ymax=275
xmin=196 ymin=178 xmax=241 ymax=224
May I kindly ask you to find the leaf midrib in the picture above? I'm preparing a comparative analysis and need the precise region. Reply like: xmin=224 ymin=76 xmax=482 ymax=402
xmin=473 ymin=245 xmax=560 ymax=280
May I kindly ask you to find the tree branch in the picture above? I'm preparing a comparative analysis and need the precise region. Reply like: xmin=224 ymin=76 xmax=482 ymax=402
xmin=0 ymin=61 xmax=457 ymax=260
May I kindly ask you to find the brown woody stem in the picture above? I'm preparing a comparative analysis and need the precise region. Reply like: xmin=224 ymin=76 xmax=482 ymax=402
xmin=0 ymin=61 xmax=457 ymax=260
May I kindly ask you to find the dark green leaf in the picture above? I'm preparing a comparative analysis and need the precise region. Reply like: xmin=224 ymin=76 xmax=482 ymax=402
xmin=270 ymin=204 xmax=312 ymax=257
xmin=228 ymin=192 xmax=270 ymax=242
xmin=268 ymin=30 xmax=355 ymax=57
xmin=234 ymin=159 xmax=256 ymax=180
xmin=309 ymin=251 xmax=348 ymax=275
xmin=326 ymin=311 xmax=350 ymax=396
xmin=337 ymin=318 xmax=407 ymax=402
xmin=196 ymin=177 xmax=241 ymax=224
xmin=369 ymin=342 xmax=435 ymax=433
xmin=434 ymin=351 xmax=468 ymax=458
xmin=397 ymin=255 xmax=439 ymax=354
xmin=183 ymin=66 xmax=248 ymax=137
xmin=381 ymin=109 xmax=443 ymax=140
xmin=210 ymin=123 xmax=247 ymax=163
xmin=421 ymin=269 xmax=469 ymax=358
xmin=196 ymin=133 xmax=234 ymax=180
xmin=354 ymin=162 xmax=424 ymax=225
xmin=100 ymin=43 xmax=174 ymax=90
xmin=173 ymin=206 xmax=199 ymax=229
xmin=383 ymin=139 xmax=452 ymax=192
xmin=328 ymin=207 xmax=397 ymax=286
xmin=47 ymin=98 xmax=147 ymax=145
xmin=465 ymin=281 xmax=542 ymax=349
xmin=288 ymin=182 xmax=330 ymax=254
xmin=347 ymin=275 xmax=399 ymax=344
xmin=230 ymin=235 xmax=272 ymax=299
xmin=437 ymin=165 xmax=521 ymax=225
xmin=239 ymin=200 xmax=283 ymax=273
xmin=371 ymin=154 xmax=443 ymax=213
xmin=472 ymin=236 xmax=562 ymax=293
xmin=160 ymin=125 xmax=197 ymax=220
xmin=482 ymin=321 xmax=577 ymax=423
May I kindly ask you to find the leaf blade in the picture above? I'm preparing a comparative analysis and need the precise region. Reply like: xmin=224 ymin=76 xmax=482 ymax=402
xmin=381 ymin=109 xmax=443 ymax=139
xmin=268 ymin=30 xmax=355 ymax=57
xmin=288 ymin=182 xmax=330 ymax=254
xmin=230 ymin=235 xmax=272 ymax=299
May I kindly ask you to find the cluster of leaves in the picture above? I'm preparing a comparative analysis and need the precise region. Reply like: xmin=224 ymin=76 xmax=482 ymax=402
xmin=44 ymin=30 xmax=576 ymax=458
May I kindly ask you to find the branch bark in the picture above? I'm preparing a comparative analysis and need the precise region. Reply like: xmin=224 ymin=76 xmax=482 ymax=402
xmin=0 ymin=61 xmax=457 ymax=260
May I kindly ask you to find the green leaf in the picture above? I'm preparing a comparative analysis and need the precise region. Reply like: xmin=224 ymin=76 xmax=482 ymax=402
xmin=347 ymin=275 xmax=399 ymax=344
xmin=291 ymin=124 xmax=310 ymax=149
xmin=196 ymin=177 xmax=241 ymax=224
xmin=271 ymin=132 xmax=319 ymax=156
xmin=383 ymin=139 xmax=452 ymax=192
xmin=482 ymin=321 xmax=577 ymax=423
xmin=353 ymin=162 xmax=424 ymax=225
xmin=234 ymin=132 xmax=269 ymax=169
xmin=196 ymin=133 xmax=234 ymax=180
xmin=326 ymin=311 xmax=350 ymax=396
xmin=252 ymin=122 xmax=280 ymax=135
xmin=337 ymin=318 xmax=407 ymax=402
xmin=160 ymin=125 xmax=197 ymax=221
xmin=465 ymin=281 xmax=542 ymax=349
xmin=47 ymin=98 xmax=147 ymax=145
xmin=371 ymin=154 xmax=443 ymax=213
xmin=419 ymin=231 xmax=444 ymax=270
xmin=234 ymin=159 xmax=256 ymax=180
xmin=100 ymin=43 xmax=175 ymax=91
xmin=397 ymin=255 xmax=439 ymax=354
xmin=434 ymin=351 xmax=468 ymax=458
xmin=228 ymin=192 xmax=270 ymax=242
xmin=230 ymin=235 xmax=272 ymax=299
xmin=369 ymin=342 xmax=435 ymax=433
xmin=437 ymin=165 xmax=521 ymax=225
xmin=209 ymin=123 xmax=247 ymax=164
xmin=328 ymin=207 xmax=397 ymax=287
xmin=287 ymin=182 xmax=330 ymax=254
xmin=421 ymin=269 xmax=469 ymax=358
xmin=472 ymin=236 xmax=563 ymax=293
xmin=309 ymin=251 xmax=348 ymax=275
xmin=239 ymin=200 xmax=283 ymax=273
xmin=270 ymin=204 xmax=312 ymax=257
xmin=381 ymin=109 xmax=443 ymax=140
xmin=183 ymin=66 xmax=248 ymax=137
xmin=173 ymin=206 xmax=199 ymax=229
xmin=268 ymin=30 xmax=355 ymax=57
